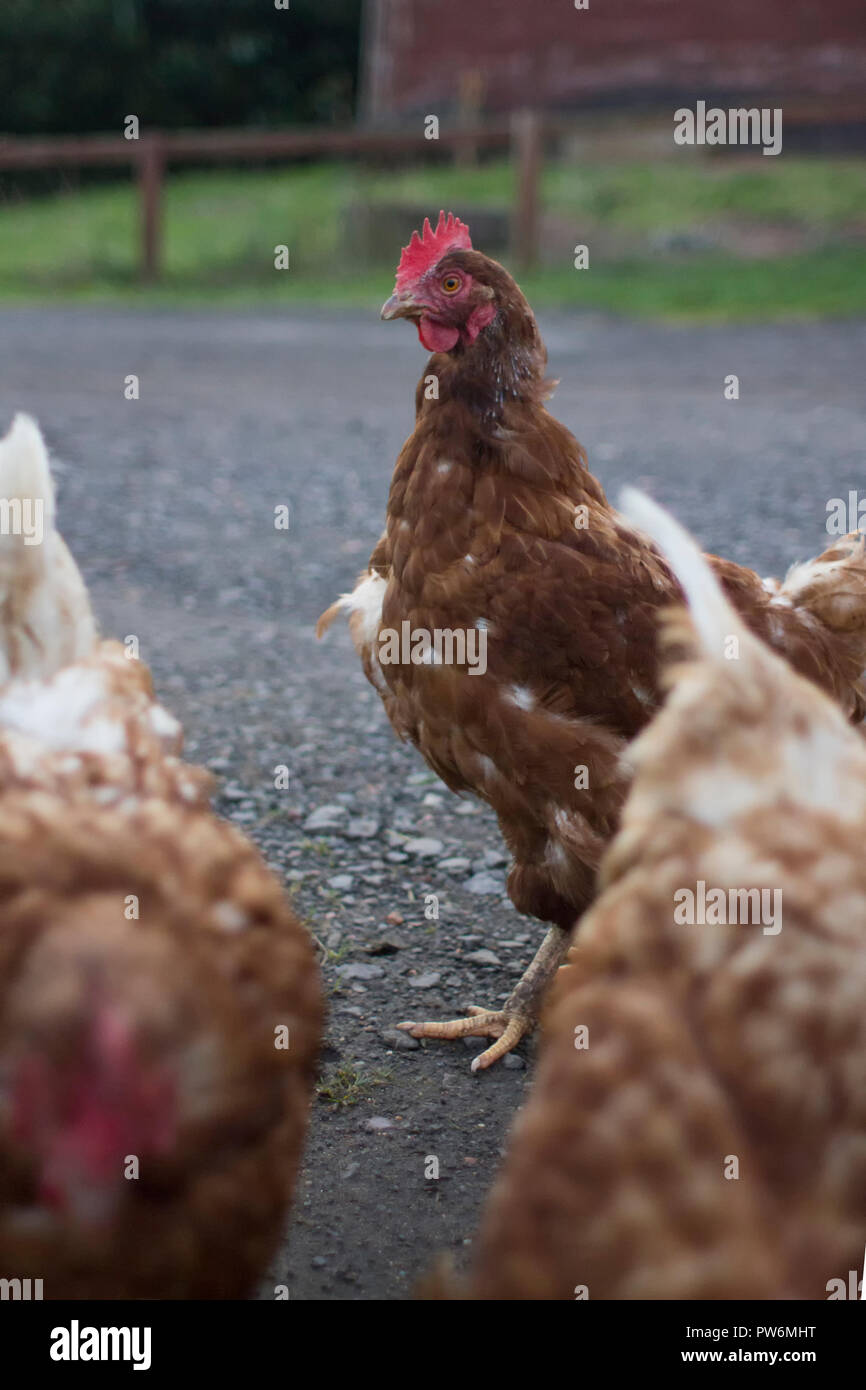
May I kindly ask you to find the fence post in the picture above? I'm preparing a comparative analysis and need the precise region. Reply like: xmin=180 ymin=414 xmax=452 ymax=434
xmin=511 ymin=109 xmax=541 ymax=271
xmin=456 ymin=69 xmax=484 ymax=167
xmin=138 ymin=135 xmax=165 ymax=282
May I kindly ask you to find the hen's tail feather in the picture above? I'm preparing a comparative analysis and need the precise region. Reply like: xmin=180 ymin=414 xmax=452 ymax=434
xmin=619 ymin=487 xmax=749 ymax=662
xmin=0 ymin=413 xmax=57 ymax=552
xmin=0 ymin=413 xmax=97 ymax=681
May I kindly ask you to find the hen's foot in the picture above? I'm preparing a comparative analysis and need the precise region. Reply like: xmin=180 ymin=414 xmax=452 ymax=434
xmin=396 ymin=1004 xmax=533 ymax=1073
xmin=396 ymin=924 xmax=571 ymax=1072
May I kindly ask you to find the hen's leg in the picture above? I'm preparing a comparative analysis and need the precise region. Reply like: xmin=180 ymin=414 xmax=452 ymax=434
xmin=397 ymin=925 xmax=571 ymax=1072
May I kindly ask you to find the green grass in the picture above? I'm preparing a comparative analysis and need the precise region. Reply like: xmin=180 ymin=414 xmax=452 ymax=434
xmin=316 ymin=1063 xmax=391 ymax=1109
xmin=367 ymin=155 xmax=866 ymax=232
xmin=0 ymin=164 xmax=352 ymax=285
xmin=544 ymin=158 xmax=866 ymax=232
xmin=1 ymin=157 xmax=865 ymax=320
xmin=522 ymin=249 xmax=866 ymax=320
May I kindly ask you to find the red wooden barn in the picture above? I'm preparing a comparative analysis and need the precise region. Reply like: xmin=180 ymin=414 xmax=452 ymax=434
xmin=360 ymin=0 xmax=866 ymax=121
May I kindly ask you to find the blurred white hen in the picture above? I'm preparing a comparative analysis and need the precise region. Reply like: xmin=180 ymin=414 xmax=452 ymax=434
xmin=0 ymin=413 xmax=96 ymax=681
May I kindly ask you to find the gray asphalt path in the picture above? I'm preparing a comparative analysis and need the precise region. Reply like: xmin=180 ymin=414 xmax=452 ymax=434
xmin=0 ymin=306 xmax=864 ymax=1298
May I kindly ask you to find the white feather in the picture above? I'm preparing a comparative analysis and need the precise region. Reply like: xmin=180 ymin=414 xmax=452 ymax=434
xmin=337 ymin=571 xmax=386 ymax=644
xmin=0 ymin=413 xmax=97 ymax=681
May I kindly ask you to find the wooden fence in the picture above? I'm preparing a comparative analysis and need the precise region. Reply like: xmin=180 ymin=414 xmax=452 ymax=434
xmin=0 ymin=116 xmax=545 ymax=282
xmin=0 ymin=100 xmax=860 ymax=283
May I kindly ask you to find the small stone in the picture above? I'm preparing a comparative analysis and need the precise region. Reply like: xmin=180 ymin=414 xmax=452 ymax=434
xmin=328 ymin=873 xmax=354 ymax=891
xmin=480 ymin=848 xmax=509 ymax=868
xmin=464 ymin=872 xmax=502 ymax=895
xmin=503 ymin=1053 xmax=526 ymax=1070
xmin=465 ymin=949 xmax=501 ymax=966
xmin=439 ymin=857 xmax=471 ymax=874
xmin=386 ymin=910 xmax=404 ymax=925
xmin=345 ymin=817 xmax=380 ymax=839
xmin=456 ymin=802 xmax=481 ymax=816
xmin=336 ymin=963 xmax=385 ymax=982
xmin=404 ymin=837 xmax=444 ymax=858
xmin=364 ymin=1116 xmax=394 ymax=1131
xmin=422 ymin=792 xmax=444 ymax=808
xmin=365 ymin=935 xmax=405 ymax=956
xmin=408 ymin=971 xmax=441 ymax=989
xmin=381 ymin=1029 xmax=420 ymax=1051
xmin=221 ymin=782 xmax=249 ymax=802
xmin=304 ymin=804 xmax=347 ymax=832
xmin=385 ymin=851 xmax=408 ymax=864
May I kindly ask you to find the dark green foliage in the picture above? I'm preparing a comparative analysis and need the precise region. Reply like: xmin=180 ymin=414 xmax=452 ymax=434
xmin=0 ymin=0 xmax=362 ymax=134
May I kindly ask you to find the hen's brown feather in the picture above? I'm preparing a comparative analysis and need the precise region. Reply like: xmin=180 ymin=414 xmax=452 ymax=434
xmin=327 ymin=249 xmax=866 ymax=938
xmin=444 ymin=496 xmax=866 ymax=1299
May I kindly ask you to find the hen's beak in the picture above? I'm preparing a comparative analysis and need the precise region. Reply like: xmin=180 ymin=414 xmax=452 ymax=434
xmin=380 ymin=291 xmax=421 ymax=322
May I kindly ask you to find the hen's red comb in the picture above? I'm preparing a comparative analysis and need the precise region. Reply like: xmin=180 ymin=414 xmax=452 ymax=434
xmin=395 ymin=211 xmax=472 ymax=290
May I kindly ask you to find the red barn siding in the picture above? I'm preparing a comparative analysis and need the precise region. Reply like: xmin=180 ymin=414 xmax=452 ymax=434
xmin=361 ymin=0 xmax=866 ymax=120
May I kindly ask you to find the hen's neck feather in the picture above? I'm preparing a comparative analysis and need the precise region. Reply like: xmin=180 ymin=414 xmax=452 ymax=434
xmin=415 ymin=269 xmax=550 ymax=430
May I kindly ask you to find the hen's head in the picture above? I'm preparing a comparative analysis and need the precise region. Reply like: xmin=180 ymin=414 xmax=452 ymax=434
xmin=10 ymin=1003 xmax=177 ymax=1227
xmin=381 ymin=211 xmax=502 ymax=353
xmin=4 ymin=902 xmax=189 ymax=1228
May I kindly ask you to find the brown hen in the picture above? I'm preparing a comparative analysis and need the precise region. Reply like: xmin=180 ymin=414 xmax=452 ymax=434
xmin=0 ymin=416 xmax=323 ymax=1298
xmin=441 ymin=492 xmax=866 ymax=1299
xmin=320 ymin=212 xmax=866 ymax=1069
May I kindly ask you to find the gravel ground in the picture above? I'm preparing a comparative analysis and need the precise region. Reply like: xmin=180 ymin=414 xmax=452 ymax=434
xmin=0 ymin=306 xmax=864 ymax=1300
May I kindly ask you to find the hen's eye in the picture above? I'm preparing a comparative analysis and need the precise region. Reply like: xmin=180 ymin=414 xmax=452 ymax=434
xmin=441 ymin=274 xmax=461 ymax=294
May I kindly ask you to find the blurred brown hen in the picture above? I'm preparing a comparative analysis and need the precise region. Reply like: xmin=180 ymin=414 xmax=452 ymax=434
xmin=0 ymin=415 xmax=323 ymax=1299
xmin=320 ymin=213 xmax=866 ymax=1069
xmin=441 ymin=492 xmax=866 ymax=1299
